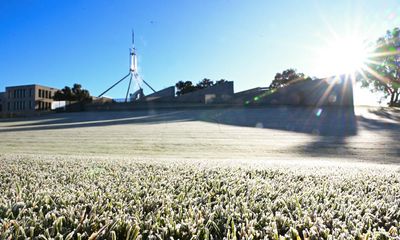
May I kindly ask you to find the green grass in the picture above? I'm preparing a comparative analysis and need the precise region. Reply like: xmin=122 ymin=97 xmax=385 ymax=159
xmin=1 ymin=154 xmax=400 ymax=239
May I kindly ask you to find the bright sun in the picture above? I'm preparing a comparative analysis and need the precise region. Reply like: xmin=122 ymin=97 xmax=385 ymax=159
xmin=316 ymin=36 xmax=369 ymax=76
xmin=314 ymin=34 xmax=384 ymax=106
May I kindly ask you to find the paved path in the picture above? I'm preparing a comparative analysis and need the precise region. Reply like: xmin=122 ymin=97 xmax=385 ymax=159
xmin=0 ymin=106 xmax=399 ymax=164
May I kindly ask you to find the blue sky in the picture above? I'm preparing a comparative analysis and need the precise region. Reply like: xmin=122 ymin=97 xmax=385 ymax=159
xmin=0 ymin=0 xmax=399 ymax=103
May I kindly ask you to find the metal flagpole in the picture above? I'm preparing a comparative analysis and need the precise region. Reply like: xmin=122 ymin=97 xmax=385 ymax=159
xmin=125 ymin=73 xmax=133 ymax=102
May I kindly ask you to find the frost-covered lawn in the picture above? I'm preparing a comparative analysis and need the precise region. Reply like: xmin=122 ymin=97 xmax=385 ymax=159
xmin=1 ymin=155 xmax=400 ymax=239
xmin=0 ymin=108 xmax=399 ymax=239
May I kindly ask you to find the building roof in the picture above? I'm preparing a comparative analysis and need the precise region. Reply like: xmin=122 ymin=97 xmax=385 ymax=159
xmin=5 ymin=84 xmax=59 ymax=90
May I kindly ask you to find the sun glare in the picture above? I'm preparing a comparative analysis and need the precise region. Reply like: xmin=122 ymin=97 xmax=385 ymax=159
xmin=316 ymin=36 xmax=370 ymax=77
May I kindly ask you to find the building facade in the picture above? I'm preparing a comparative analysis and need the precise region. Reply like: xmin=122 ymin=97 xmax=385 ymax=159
xmin=2 ymin=84 xmax=59 ymax=113
xmin=0 ymin=92 xmax=5 ymax=112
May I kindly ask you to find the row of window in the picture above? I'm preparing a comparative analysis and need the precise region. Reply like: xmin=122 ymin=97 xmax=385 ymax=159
xmin=38 ymin=101 xmax=52 ymax=110
xmin=7 ymin=88 xmax=52 ymax=99
xmin=7 ymin=101 xmax=32 ymax=111
xmin=38 ymin=89 xmax=52 ymax=99
xmin=6 ymin=101 xmax=52 ymax=111
xmin=8 ymin=88 xmax=33 ymax=99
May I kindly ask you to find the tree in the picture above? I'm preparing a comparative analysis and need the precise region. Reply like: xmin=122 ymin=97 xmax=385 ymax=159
xmin=175 ymin=78 xmax=230 ymax=96
xmin=175 ymin=81 xmax=198 ymax=96
xmin=269 ymin=69 xmax=310 ymax=90
xmin=196 ymin=78 xmax=214 ymax=89
xmin=53 ymin=86 xmax=72 ymax=101
xmin=358 ymin=27 xmax=400 ymax=106
xmin=71 ymin=84 xmax=92 ymax=102
xmin=53 ymin=84 xmax=92 ymax=102
xmin=215 ymin=79 xmax=228 ymax=85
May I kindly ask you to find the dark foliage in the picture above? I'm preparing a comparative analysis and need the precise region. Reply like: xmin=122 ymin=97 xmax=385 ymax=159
xmin=175 ymin=81 xmax=198 ymax=96
xmin=53 ymin=84 xmax=92 ymax=102
xmin=175 ymin=78 xmax=228 ymax=96
xmin=358 ymin=27 xmax=400 ymax=106
xmin=269 ymin=69 xmax=310 ymax=90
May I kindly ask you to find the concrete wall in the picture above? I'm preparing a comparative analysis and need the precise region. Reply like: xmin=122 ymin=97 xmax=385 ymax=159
xmin=232 ymin=87 xmax=270 ymax=104
xmin=175 ymin=81 xmax=234 ymax=104
xmin=92 ymin=97 xmax=113 ymax=104
xmin=144 ymin=86 xmax=175 ymax=102
xmin=248 ymin=76 xmax=353 ymax=107
xmin=82 ymin=78 xmax=354 ymax=112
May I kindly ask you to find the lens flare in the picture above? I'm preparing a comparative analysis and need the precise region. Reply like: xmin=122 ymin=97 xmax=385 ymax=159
xmin=315 ymin=108 xmax=323 ymax=117
xmin=315 ymin=35 xmax=371 ymax=77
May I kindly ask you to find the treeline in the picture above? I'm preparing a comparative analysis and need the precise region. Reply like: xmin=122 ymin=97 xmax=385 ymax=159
xmin=53 ymin=84 xmax=92 ymax=102
xmin=175 ymin=78 xmax=228 ymax=96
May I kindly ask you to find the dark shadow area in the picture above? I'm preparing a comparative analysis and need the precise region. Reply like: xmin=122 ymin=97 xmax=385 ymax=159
xmin=6 ymin=111 xmax=183 ymax=127
xmin=357 ymin=115 xmax=400 ymax=162
xmin=0 ymin=106 xmax=357 ymax=137
xmin=0 ymin=111 xmax=196 ymax=133
xmin=368 ymin=107 xmax=400 ymax=122
xmin=294 ymin=135 xmax=355 ymax=158
xmin=200 ymin=106 xmax=358 ymax=159
xmin=201 ymin=106 xmax=357 ymax=137
xmin=2 ymin=106 xmax=400 ymax=163
xmin=294 ymin=109 xmax=400 ymax=161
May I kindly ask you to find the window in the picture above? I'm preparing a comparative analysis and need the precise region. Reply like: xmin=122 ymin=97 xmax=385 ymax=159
xmin=14 ymin=90 xmax=16 ymax=99
xmin=7 ymin=102 xmax=10 ymax=111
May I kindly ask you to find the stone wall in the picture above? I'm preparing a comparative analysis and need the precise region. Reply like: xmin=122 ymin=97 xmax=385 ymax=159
xmin=175 ymin=81 xmax=234 ymax=104
xmin=144 ymin=86 xmax=175 ymax=102
xmin=248 ymin=76 xmax=354 ymax=107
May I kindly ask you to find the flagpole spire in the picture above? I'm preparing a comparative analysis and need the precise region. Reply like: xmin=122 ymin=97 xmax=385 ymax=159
xmin=132 ymin=29 xmax=135 ymax=46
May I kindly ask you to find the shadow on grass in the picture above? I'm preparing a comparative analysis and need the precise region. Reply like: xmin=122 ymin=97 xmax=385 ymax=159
xmin=201 ymin=106 xmax=357 ymax=136
xmin=1 ymin=106 xmax=399 ymax=162
xmin=1 ymin=107 xmax=358 ymax=137
xmin=0 ymin=111 xmax=195 ymax=132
